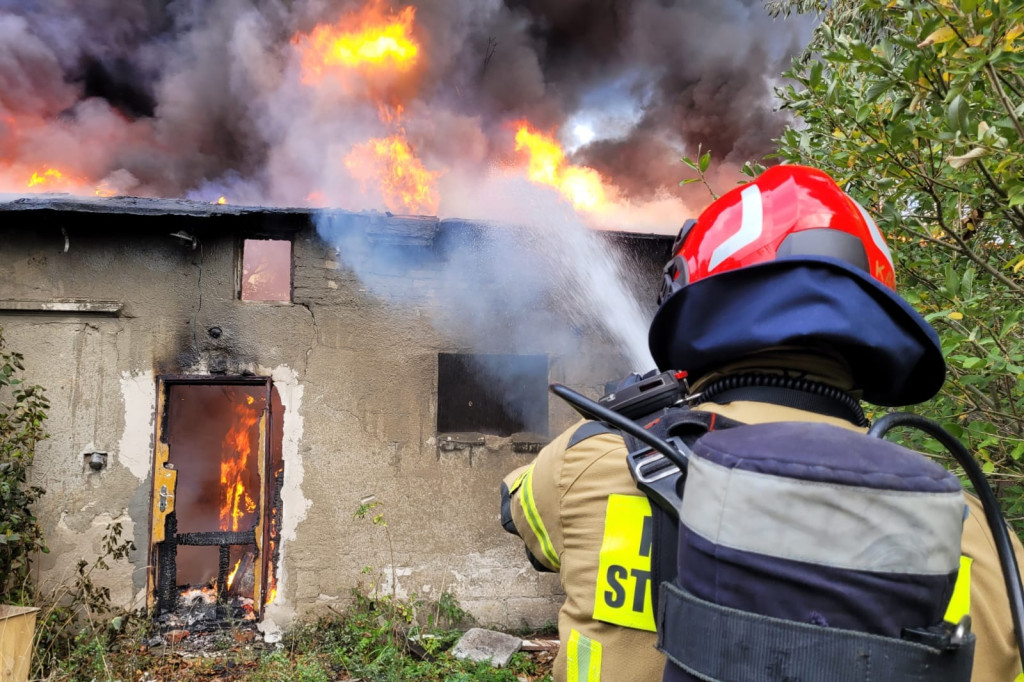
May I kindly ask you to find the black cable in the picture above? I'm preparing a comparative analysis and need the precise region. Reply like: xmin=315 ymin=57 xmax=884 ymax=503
xmin=549 ymin=383 xmax=689 ymax=471
xmin=869 ymin=412 xmax=1024 ymax=666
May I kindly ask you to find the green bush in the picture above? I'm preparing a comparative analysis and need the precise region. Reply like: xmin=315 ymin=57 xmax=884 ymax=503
xmin=762 ymin=0 xmax=1024 ymax=525
xmin=0 ymin=326 xmax=49 ymax=605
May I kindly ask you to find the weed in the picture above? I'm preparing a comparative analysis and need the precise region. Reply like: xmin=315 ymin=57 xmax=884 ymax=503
xmin=32 ymin=522 xmax=139 ymax=680
xmin=434 ymin=589 xmax=469 ymax=628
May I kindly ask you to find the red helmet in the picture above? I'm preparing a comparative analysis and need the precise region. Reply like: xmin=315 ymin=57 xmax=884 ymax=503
xmin=649 ymin=164 xmax=946 ymax=406
xmin=658 ymin=165 xmax=896 ymax=305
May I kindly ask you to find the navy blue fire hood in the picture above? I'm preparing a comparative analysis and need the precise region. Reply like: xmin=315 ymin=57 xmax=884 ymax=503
xmin=648 ymin=257 xmax=946 ymax=406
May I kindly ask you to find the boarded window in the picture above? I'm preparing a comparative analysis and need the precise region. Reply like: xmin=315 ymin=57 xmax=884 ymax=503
xmin=241 ymin=239 xmax=291 ymax=302
xmin=437 ymin=353 xmax=548 ymax=436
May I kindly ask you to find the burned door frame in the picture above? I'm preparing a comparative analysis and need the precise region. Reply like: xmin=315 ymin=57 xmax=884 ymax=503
xmin=147 ymin=375 xmax=276 ymax=620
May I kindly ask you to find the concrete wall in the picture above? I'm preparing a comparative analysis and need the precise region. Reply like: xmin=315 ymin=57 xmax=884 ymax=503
xmin=0 ymin=210 xmax=668 ymax=634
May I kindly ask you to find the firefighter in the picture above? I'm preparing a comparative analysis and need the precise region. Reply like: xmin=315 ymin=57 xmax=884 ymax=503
xmin=500 ymin=165 xmax=1024 ymax=682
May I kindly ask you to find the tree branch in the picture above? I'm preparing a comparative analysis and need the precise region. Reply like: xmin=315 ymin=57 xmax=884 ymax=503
xmin=925 ymin=185 xmax=1024 ymax=293
xmin=985 ymin=62 xmax=1024 ymax=141
xmin=973 ymin=158 xmax=1024 ymax=239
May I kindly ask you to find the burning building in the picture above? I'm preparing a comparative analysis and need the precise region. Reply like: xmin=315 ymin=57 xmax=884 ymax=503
xmin=0 ymin=0 xmax=809 ymax=636
xmin=0 ymin=194 xmax=671 ymax=635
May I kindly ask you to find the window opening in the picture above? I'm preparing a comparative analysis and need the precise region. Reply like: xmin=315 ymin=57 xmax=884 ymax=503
xmin=241 ymin=239 xmax=291 ymax=302
xmin=436 ymin=353 xmax=548 ymax=437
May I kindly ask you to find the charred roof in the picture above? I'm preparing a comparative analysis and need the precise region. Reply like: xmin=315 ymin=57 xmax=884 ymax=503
xmin=0 ymin=194 xmax=674 ymax=259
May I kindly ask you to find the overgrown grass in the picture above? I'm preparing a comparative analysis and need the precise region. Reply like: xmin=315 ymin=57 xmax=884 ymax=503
xmin=41 ymin=589 xmax=554 ymax=682
xmin=264 ymin=590 xmax=551 ymax=682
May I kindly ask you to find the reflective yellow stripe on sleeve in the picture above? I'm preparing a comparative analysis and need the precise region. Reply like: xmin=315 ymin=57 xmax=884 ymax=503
xmin=1015 ymin=674 xmax=1023 ymax=682
xmin=566 ymin=629 xmax=602 ymax=682
xmin=509 ymin=469 xmax=528 ymax=494
xmin=943 ymin=555 xmax=973 ymax=625
xmin=518 ymin=465 xmax=560 ymax=569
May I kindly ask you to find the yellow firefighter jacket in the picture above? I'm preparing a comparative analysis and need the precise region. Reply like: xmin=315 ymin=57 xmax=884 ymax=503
xmin=502 ymin=399 xmax=1024 ymax=682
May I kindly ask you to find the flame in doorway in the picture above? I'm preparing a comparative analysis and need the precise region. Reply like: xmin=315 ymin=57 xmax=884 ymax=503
xmin=220 ymin=395 xmax=260 ymax=532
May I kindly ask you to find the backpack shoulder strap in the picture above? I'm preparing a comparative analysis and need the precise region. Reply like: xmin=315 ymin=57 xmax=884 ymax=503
xmin=621 ymin=406 xmax=746 ymax=621
xmin=622 ymin=406 xmax=745 ymax=455
xmin=568 ymin=421 xmax=620 ymax=449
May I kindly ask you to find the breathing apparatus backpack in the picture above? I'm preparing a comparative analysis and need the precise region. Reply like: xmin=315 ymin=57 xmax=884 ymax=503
xmin=551 ymin=372 xmax=1024 ymax=682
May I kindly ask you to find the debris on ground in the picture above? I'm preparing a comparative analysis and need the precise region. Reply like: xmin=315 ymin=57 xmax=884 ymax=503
xmin=520 ymin=638 xmax=559 ymax=652
xmin=451 ymin=627 xmax=524 ymax=667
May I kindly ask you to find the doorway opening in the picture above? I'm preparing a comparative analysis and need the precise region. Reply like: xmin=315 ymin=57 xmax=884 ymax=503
xmin=147 ymin=377 xmax=284 ymax=628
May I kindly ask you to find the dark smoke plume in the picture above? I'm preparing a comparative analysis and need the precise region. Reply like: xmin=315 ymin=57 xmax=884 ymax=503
xmin=0 ymin=0 xmax=811 ymax=219
xmin=490 ymin=0 xmax=813 ymax=197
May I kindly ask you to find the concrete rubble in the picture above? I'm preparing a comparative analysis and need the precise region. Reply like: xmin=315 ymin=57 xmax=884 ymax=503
xmin=451 ymin=627 xmax=524 ymax=668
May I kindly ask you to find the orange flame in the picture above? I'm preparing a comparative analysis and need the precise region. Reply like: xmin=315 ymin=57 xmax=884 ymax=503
xmin=20 ymin=166 xmax=122 ymax=198
xmin=293 ymin=2 xmax=419 ymax=84
xmin=345 ymin=133 xmax=440 ymax=214
xmin=25 ymin=167 xmax=89 ymax=192
xmin=94 ymin=182 xmax=117 ymax=198
xmin=226 ymin=559 xmax=242 ymax=590
xmin=514 ymin=123 xmax=608 ymax=211
xmin=220 ymin=395 xmax=260 ymax=533
xmin=28 ymin=168 xmax=64 ymax=188
xmin=216 ymin=196 xmax=227 ymax=205
xmin=265 ymin=461 xmax=284 ymax=607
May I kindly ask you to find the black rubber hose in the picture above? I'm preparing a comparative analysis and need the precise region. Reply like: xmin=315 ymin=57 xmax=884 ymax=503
xmin=549 ymin=383 xmax=689 ymax=471
xmin=869 ymin=412 xmax=1024 ymax=665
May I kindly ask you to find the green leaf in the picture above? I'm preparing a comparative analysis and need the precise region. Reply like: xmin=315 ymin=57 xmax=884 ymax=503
xmin=891 ymin=96 xmax=913 ymax=120
xmin=1009 ymin=186 xmax=1024 ymax=209
xmin=698 ymin=151 xmax=711 ymax=174
xmin=852 ymin=41 xmax=874 ymax=61
xmin=773 ymin=0 xmax=1024 ymax=518
xmin=945 ymin=264 xmax=961 ymax=298
xmin=890 ymin=122 xmax=914 ymax=145
xmin=679 ymin=178 xmax=700 ymax=185
xmin=810 ymin=60 xmax=824 ymax=88
xmin=946 ymin=95 xmax=970 ymax=135
xmin=961 ymin=267 xmax=975 ymax=300
xmin=1002 ymin=311 xmax=1021 ymax=338
xmin=740 ymin=162 xmax=762 ymax=178
xmin=681 ymin=156 xmax=698 ymax=171
xmin=865 ymin=81 xmax=891 ymax=102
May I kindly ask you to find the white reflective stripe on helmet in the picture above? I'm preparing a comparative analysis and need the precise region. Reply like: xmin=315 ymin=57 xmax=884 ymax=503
xmin=851 ymin=197 xmax=894 ymax=269
xmin=709 ymin=185 xmax=763 ymax=272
